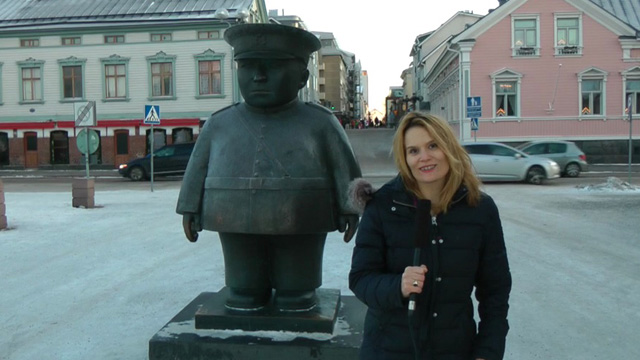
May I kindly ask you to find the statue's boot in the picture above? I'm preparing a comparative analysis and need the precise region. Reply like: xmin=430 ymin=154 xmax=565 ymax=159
xmin=225 ymin=287 xmax=271 ymax=311
xmin=274 ymin=289 xmax=317 ymax=312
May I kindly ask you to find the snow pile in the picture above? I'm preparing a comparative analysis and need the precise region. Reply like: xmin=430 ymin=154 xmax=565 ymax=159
xmin=575 ymin=176 xmax=640 ymax=191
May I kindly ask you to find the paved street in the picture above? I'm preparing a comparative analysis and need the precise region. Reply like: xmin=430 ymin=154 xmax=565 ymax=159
xmin=0 ymin=162 xmax=638 ymax=192
xmin=0 ymin=166 xmax=639 ymax=359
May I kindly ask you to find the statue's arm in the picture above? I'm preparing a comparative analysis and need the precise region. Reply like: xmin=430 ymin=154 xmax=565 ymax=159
xmin=326 ymin=116 xmax=363 ymax=242
xmin=176 ymin=116 xmax=215 ymax=241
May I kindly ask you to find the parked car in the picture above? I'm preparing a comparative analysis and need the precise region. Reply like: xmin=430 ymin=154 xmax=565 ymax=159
xmin=462 ymin=142 xmax=561 ymax=185
xmin=118 ymin=142 xmax=195 ymax=181
xmin=517 ymin=140 xmax=588 ymax=177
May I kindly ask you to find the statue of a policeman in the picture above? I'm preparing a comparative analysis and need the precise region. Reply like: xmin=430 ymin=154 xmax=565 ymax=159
xmin=176 ymin=23 xmax=362 ymax=312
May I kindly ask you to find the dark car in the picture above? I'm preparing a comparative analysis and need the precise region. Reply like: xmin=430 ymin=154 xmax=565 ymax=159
xmin=118 ymin=142 xmax=195 ymax=181
xmin=517 ymin=140 xmax=589 ymax=177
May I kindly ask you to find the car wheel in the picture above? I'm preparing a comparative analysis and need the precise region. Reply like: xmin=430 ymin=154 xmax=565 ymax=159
xmin=526 ymin=166 xmax=545 ymax=185
xmin=129 ymin=166 xmax=146 ymax=181
xmin=565 ymin=163 xmax=581 ymax=177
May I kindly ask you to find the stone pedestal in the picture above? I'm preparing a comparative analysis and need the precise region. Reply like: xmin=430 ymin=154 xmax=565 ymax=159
xmin=72 ymin=178 xmax=95 ymax=208
xmin=0 ymin=179 xmax=6 ymax=229
xmin=195 ymin=287 xmax=340 ymax=334
xmin=149 ymin=289 xmax=367 ymax=360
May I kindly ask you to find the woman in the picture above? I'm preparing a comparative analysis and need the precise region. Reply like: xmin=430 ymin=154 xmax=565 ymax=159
xmin=349 ymin=112 xmax=511 ymax=360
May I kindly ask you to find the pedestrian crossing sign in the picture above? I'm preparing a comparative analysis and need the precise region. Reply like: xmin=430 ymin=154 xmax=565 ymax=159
xmin=144 ymin=105 xmax=160 ymax=125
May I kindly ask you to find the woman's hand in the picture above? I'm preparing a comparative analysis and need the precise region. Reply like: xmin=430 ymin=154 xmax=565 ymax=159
xmin=401 ymin=265 xmax=428 ymax=298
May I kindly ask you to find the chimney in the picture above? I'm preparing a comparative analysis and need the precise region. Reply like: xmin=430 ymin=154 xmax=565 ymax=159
xmin=498 ymin=0 xmax=509 ymax=5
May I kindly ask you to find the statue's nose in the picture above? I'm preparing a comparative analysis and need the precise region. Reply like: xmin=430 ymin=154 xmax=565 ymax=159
xmin=253 ymin=73 xmax=267 ymax=82
xmin=253 ymin=64 xmax=268 ymax=82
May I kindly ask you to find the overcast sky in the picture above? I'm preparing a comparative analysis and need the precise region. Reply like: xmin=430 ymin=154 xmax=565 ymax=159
xmin=265 ymin=0 xmax=500 ymax=112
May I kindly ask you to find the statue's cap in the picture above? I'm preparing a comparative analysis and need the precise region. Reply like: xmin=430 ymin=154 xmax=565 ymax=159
xmin=224 ymin=23 xmax=321 ymax=61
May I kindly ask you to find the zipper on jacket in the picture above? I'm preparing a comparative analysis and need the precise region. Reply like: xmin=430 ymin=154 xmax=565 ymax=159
xmin=392 ymin=199 xmax=415 ymax=208
xmin=426 ymin=214 xmax=440 ymax=347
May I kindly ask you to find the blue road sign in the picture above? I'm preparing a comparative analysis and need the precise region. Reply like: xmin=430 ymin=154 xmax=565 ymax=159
xmin=466 ymin=96 xmax=482 ymax=118
xmin=144 ymin=105 xmax=161 ymax=125
xmin=471 ymin=118 xmax=479 ymax=131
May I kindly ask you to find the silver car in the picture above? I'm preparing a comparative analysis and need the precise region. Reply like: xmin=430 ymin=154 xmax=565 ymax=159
xmin=462 ymin=142 xmax=561 ymax=185
xmin=517 ymin=140 xmax=589 ymax=177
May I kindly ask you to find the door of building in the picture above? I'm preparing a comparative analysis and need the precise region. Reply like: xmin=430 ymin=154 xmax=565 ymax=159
xmin=50 ymin=130 xmax=69 ymax=165
xmin=0 ymin=132 xmax=9 ymax=166
xmin=24 ymin=132 xmax=38 ymax=168
xmin=114 ymin=130 xmax=129 ymax=167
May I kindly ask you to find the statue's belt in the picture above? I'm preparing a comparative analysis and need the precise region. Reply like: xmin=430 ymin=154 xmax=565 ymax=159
xmin=204 ymin=177 xmax=332 ymax=190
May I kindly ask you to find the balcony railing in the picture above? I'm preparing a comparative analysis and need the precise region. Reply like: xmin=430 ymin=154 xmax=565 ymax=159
xmin=556 ymin=46 xmax=580 ymax=55
xmin=515 ymin=46 xmax=536 ymax=56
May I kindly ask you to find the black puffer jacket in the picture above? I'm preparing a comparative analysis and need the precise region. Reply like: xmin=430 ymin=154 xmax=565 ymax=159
xmin=349 ymin=176 xmax=511 ymax=360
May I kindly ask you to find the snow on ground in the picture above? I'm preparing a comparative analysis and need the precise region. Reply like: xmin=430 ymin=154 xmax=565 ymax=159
xmin=575 ymin=176 xmax=640 ymax=192
xmin=1 ymin=177 xmax=639 ymax=359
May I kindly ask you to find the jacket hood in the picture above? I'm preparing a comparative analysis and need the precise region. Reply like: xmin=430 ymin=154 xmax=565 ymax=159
xmin=347 ymin=178 xmax=375 ymax=214
xmin=348 ymin=175 xmax=469 ymax=214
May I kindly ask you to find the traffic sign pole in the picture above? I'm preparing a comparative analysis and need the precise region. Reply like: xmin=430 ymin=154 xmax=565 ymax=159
xmin=85 ymin=128 xmax=90 ymax=178
xmin=144 ymin=105 xmax=160 ymax=193
xmin=466 ymin=97 xmax=482 ymax=141
xmin=628 ymin=94 xmax=633 ymax=183
xmin=150 ymin=124 xmax=154 ymax=192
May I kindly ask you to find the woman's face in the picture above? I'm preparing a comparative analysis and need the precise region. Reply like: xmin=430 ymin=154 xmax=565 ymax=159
xmin=404 ymin=126 xmax=450 ymax=194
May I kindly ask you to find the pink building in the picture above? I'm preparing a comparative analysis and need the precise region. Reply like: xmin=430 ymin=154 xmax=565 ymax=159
xmin=421 ymin=0 xmax=640 ymax=162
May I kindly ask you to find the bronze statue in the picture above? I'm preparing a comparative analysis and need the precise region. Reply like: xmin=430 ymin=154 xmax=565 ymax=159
xmin=176 ymin=23 xmax=362 ymax=312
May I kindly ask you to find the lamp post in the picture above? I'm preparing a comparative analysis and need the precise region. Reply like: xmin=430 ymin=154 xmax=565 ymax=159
xmin=408 ymin=94 xmax=423 ymax=111
xmin=213 ymin=8 xmax=250 ymax=103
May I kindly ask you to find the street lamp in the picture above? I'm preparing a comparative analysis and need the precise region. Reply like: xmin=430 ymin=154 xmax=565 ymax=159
xmin=408 ymin=94 xmax=423 ymax=111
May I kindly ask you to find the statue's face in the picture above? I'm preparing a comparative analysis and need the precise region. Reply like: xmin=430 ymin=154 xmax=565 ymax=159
xmin=237 ymin=58 xmax=309 ymax=108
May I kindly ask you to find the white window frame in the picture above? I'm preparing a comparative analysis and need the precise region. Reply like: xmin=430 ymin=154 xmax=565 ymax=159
xmin=554 ymin=13 xmax=583 ymax=56
xmin=58 ymin=56 xmax=87 ymax=102
xmin=146 ymin=51 xmax=177 ymax=100
xmin=578 ymin=67 xmax=607 ymax=119
xmin=151 ymin=33 xmax=172 ymax=42
xmin=194 ymin=49 xmax=226 ymax=99
xmin=511 ymin=15 xmax=540 ymax=57
xmin=491 ymin=69 xmax=523 ymax=119
xmin=17 ymin=58 xmax=45 ymax=104
xmin=197 ymin=31 xmax=220 ymax=40
xmin=622 ymin=66 xmax=640 ymax=118
xmin=100 ymin=54 xmax=130 ymax=102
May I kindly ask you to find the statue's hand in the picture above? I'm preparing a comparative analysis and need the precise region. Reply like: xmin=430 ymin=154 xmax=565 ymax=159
xmin=338 ymin=215 xmax=359 ymax=243
xmin=182 ymin=213 xmax=201 ymax=242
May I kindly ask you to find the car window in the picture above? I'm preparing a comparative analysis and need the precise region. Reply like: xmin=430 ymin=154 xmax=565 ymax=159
xmin=155 ymin=147 xmax=175 ymax=157
xmin=548 ymin=143 xmax=566 ymax=153
xmin=175 ymin=144 xmax=194 ymax=156
xmin=523 ymin=143 xmax=546 ymax=155
xmin=491 ymin=145 xmax=517 ymax=157
xmin=464 ymin=144 xmax=492 ymax=155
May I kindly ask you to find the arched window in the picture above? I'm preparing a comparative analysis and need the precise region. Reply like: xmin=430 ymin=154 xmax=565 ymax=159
xmin=578 ymin=67 xmax=607 ymax=117
xmin=146 ymin=128 xmax=166 ymax=154
xmin=490 ymin=68 xmax=523 ymax=118
xmin=50 ymin=130 xmax=69 ymax=164
xmin=172 ymin=128 xmax=193 ymax=144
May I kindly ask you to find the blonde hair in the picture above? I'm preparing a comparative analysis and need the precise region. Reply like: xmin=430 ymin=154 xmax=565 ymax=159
xmin=392 ymin=112 xmax=481 ymax=213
